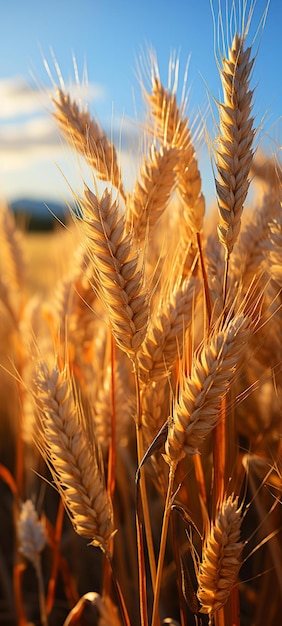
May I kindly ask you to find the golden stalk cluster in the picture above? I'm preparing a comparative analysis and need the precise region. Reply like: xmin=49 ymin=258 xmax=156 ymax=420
xmin=0 ymin=5 xmax=281 ymax=626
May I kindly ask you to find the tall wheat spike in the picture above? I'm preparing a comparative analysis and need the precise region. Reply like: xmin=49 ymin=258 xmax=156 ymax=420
xmin=215 ymin=33 xmax=255 ymax=257
xmin=33 ymin=357 xmax=114 ymax=550
xmin=126 ymin=144 xmax=178 ymax=243
xmin=76 ymin=186 xmax=149 ymax=357
xmin=165 ymin=310 xmax=252 ymax=466
xmin=53 ymin=89 xmax=125 ymax=198
xmin=146 ymin=57 xmax=205 ymax=234
xmin=138 ymin=275 xmax=198 ymax=384
xmin=197 ymin=494 xmax=243 ymax=616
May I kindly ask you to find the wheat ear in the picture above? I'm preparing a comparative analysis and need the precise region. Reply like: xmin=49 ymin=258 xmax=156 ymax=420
xmin=145 ymin=62 xmax=211 ymax=323
xmin=17 ymin=500 xmax=48 ymax=626
xmin=165 ymin=310 xmax=252 ymax=466
xmin=147 ymin=71 xmax=205 ymax=234
xmin=197 ymin=494 xmax=243 ymax=616
xmin=138 ymin=275 xmax=198 ymax=385
xmin=53 ymin=89 xmax=124 ymax=198
xmin=76 ymin=186 xmax=148 ymax=357
xmin=126 ymin=144 xmax=178 ymax=242
xmin=33 ymin=358 xmax=114 ymax=550
xmin=0 ymin=203 xmax=26 ymax=323
xmin=267 ymin=215 xmax=282 ymax=288
xmin=0 ymin=203 xmax=25 ymax=291
xmin=215 ymin=33 xmax=255 ymax=258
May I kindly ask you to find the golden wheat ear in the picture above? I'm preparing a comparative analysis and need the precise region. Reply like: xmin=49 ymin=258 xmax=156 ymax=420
xmin=145 ymin=53 xmax=205 ymax=235
xmin=137 ymin=274 xmax=199 ymax=385
xmin=0 ymin=202 xmax=26 ymax=323
xmin=32 ymin=357 xmax=115 ymax=551
xmin=165 ymin=307 xmax=253 ymax=467
xmin=125 ymin=144 xmax=178 ymax=244
xmin=75 ymin=185 xmax=149 ymax=358
xmin=197 ymin=494 xmax=243 ymax=616
xmin=215 ymin=32 xmax=255 ymax=258
xmin=53 ymin=89 xmax=125 ymax=198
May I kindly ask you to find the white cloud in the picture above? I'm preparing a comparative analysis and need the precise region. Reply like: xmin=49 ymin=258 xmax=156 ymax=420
xmin=0 ymin=74 xmax=141 ymax=201
xmin=0 ymin=75 xmax=105 ymax=120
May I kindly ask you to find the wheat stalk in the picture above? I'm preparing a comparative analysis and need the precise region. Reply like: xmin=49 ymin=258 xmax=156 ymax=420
xmin=94 ymin=360 xmax=135 ymax=452
xmin=33 ymin=357 xmax=114 ymax=551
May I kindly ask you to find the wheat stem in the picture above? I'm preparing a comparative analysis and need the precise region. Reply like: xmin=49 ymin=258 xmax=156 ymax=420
xmin=134 ymin=366 xmax=157 ymax=592
xmin=105 ymin=551 xmax=131 ymax=626
xmin=151 ymin=463 xmax=176 ymax=626
xmin=34 ymin=556 xmax=48 ymax=626
xmin=46 ymin=499 xmax=64 ymax=615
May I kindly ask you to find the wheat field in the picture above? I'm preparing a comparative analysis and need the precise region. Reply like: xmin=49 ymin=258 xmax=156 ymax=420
xmin=0 ymin=3 xmax=281 ymax=626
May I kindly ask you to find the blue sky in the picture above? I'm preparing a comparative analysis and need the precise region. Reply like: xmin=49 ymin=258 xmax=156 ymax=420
xmin=0 ymin=0 xmax=280 ymax=206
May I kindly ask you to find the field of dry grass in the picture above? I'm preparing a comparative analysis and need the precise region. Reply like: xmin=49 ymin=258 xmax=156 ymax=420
xmin=0 ymin=3 xmax=281 ymax=626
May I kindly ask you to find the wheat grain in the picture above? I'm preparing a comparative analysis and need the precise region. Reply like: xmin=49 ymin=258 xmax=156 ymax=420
xmin=266 ymin=215 xmax=282 ymax=288
xmin=141 ymin=377 xmax=170 ymax=442
xmin=0 ymin=203 xmax=26 ymax=323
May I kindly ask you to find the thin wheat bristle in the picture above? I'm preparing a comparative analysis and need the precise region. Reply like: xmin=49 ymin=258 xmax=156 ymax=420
xmin=197 ymin=494 xmax=243 ymax=615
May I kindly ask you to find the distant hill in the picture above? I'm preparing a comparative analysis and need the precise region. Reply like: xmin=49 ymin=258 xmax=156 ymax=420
xmin=10 ymin=197 xmax=71 ymax=231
